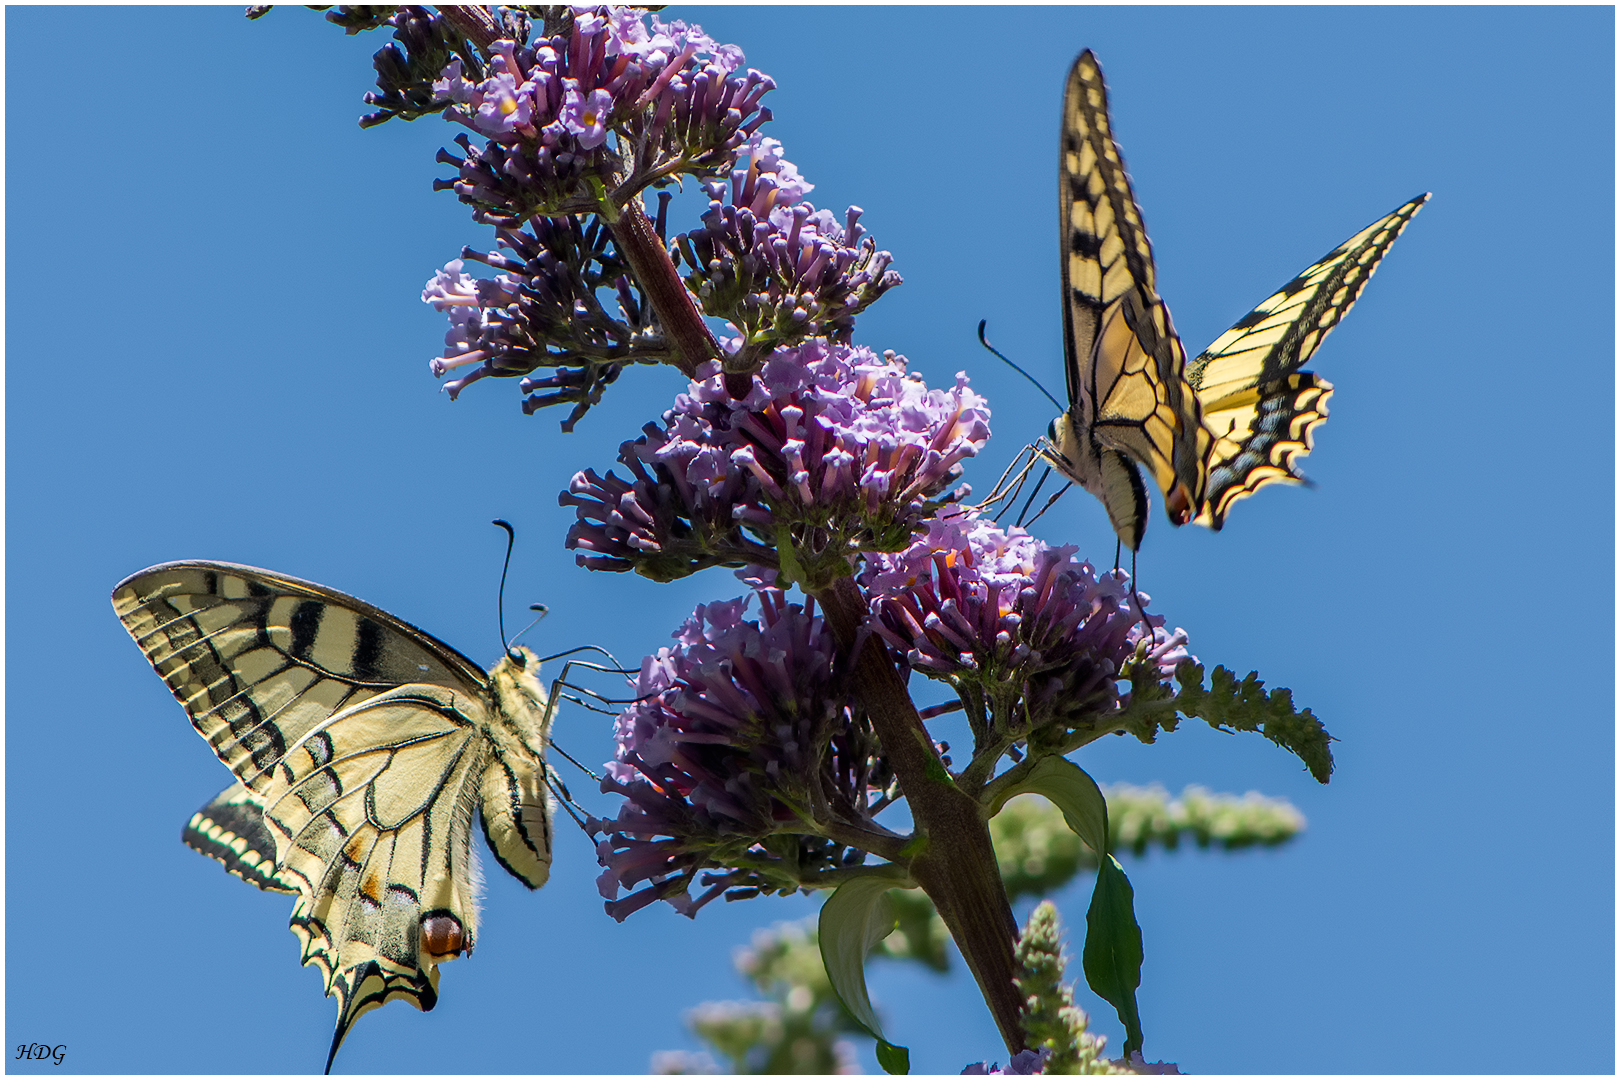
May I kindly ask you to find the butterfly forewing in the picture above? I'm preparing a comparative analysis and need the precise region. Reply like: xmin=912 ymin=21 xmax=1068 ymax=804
xmin=1053 ymin=50 xmax=1208 ymax=545
xmin=112 ymin=563 xmax=489 ymax=791
xmin=112 ymin=561 xmax=555 ymax=1072
xmin=1187 ymin=193 xmax=1429 ymax=528
xmin=1059 ymin=50 xmax=1160 ymax=387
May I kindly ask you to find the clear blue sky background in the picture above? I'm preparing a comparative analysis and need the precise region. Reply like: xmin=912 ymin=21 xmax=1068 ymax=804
xmin=7 ymin=6 xmax=1613 ymax=1075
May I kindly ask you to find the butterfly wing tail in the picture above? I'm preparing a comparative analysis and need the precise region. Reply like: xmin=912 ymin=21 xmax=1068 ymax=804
xmin=322 ymin=960 xmax=441 ymax=1073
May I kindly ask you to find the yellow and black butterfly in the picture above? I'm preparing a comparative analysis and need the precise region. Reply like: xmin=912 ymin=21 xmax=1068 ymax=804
xmin=1038 ymin=49 xmax=1426 ymax=547
xmin=112 ymin=561 xmax=556 ymax=1073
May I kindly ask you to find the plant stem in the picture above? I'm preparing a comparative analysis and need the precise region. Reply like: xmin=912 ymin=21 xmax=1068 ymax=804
xmin=606 ymin=203 xmax=717 ymax=378
xmin=816 ymin=575 xmax=1027 ymax=1055
xmin=437 ymin=5 xmax=499 ymax=50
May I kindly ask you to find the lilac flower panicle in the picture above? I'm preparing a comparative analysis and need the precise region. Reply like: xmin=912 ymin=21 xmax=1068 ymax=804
xmin=862 ymin=513 xmax=1192 ymax=752
xmin=411 ymin=7 xmax=784 ymax=421
xmin=675 ymin=138 xmax=901 ymax=366
xmin=429 ymin=10 xmax=774 ymax=224
xmin=422 ymin=214 xmax=669 ymax=428
xmin=590 ymin=590 xmax=892 ymax=921
xmin=561 ymin=344 xmax=991 ymax=588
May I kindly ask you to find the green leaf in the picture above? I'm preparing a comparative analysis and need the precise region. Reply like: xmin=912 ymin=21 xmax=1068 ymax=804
xmin=991 ymin=755 xmax=1109 ymax=859
xmin=819 ymin=875 xmax=909 ymax=1072
xmin=991 ymin=758 xmax=1145 ymax=1054
xmin=1082 ymin=855 xmax=1145 ymax=1058
xmin=774 ymin=522 xmax=809 ymax=591
xmin=875 ymin=1041 xmax=910 ymax=1074
xmin=1174 ymin=661 xmax=1335 ymax=783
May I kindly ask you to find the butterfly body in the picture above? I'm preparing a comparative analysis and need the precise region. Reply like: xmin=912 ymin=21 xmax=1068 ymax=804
xmin=112 ymin=560 xmax=554 ymax=1072
xmin=1044 ymin=49 xmax=1426 ymax=547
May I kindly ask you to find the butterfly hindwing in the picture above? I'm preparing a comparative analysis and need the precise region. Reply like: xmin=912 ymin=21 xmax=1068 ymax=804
xmin=183 ymin=782 xmax=296 ymax=893
xmin=113 ymin=561 xmax=555 ymax=1072
xmin=1187 ymin=193 xmax=1429 ymax=528
xmin=1052 ymin=49 xmax=1208 ymax=545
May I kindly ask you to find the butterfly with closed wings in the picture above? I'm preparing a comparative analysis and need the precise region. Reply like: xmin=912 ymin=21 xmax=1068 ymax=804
xmin=1002 ymin=49 xmax=1427 ymax=550
xmin=112 ymin=560 xmax=562 ymax=1073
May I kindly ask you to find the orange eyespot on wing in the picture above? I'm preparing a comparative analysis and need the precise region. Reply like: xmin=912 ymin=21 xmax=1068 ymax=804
xmin=422 ymin=912 xmax=467 ymax=959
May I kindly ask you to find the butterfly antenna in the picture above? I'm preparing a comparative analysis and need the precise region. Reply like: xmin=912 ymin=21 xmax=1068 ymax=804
xmin=979 ymin=320 xmax=1065 ymax=414
xmin=492 ymin=519 xmax=520 ymax=660
xmin=508 ymin=602 xmax=550 ymax=652
xmin=538 ymin=643 xmax=629 ymax=672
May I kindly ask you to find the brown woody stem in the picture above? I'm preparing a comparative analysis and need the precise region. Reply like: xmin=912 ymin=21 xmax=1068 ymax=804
xmin=606 ymin=203 xmax=717 ymax=378
xmin=816 ymin=575 xmax=1027 ymax=1055
xmin=437 ymin=5 xmax=499 ymax=50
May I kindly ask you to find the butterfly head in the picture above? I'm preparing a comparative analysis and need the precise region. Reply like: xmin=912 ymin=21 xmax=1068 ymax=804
xmin=1043 ymin=411 xmax=1089 ymax=489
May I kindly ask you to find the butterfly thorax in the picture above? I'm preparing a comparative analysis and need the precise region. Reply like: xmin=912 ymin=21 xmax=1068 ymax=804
xmin=489 ymin=646 xmax=553 ymax=758
xmin=1043 ymin=407 xmax=1152 ymax=551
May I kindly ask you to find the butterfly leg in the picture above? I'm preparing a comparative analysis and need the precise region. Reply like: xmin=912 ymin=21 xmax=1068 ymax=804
xmin=1127 ymin=548 xmax=1153 ymax=646
xmin=1013 ymin=466 xmax=1053 ymax=527
xmin=975 ymin=443 xmax=1043 ymax=520
xmin=1018 ymin=479 xmax=1074 ymax=529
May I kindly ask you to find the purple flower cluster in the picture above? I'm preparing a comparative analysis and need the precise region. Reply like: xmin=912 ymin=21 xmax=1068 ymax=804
xmin=590 ymin=589 xmax=891 ymax=921
xmin=423 ymin=212 xmax=666 ymax=429
xmin=349 ymin=6 xmax=466 ymax=128
xmin=962 ymin=1049 xmax=1051 ymax=1075
xmin=675 ymin=135 xmax=902 ymax=369
xmin=862 ymin=513 xmax=1192 ymax=751
xmin=432 ymin=10 xmax=773 ymax=224
xmin=561 ymin=343 xmax=991 ymax=587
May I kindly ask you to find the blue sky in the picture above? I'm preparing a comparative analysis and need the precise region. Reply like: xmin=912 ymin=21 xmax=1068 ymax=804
xmin=7 ymin=5 xmax=1613 ymax=1075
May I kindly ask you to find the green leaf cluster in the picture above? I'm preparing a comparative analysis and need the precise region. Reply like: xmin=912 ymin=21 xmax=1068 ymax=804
xmin=1173 ymin=663 xmax=1335 ymax=782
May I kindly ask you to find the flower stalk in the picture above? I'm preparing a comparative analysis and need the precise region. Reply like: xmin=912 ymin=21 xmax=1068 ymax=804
xmin=816 ymin=574 xmax=1028 ymax=1054
xmin=605 ymin=201 xmax=717 ymax=378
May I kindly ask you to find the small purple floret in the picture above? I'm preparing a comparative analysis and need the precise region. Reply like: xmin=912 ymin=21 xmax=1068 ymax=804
xmin=560 ymin=84 xmax=614 ymax=148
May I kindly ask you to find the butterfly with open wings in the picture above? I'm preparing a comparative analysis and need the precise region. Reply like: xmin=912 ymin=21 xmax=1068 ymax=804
xmin=1015 ymin=49 xmax=1427 ymax=549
